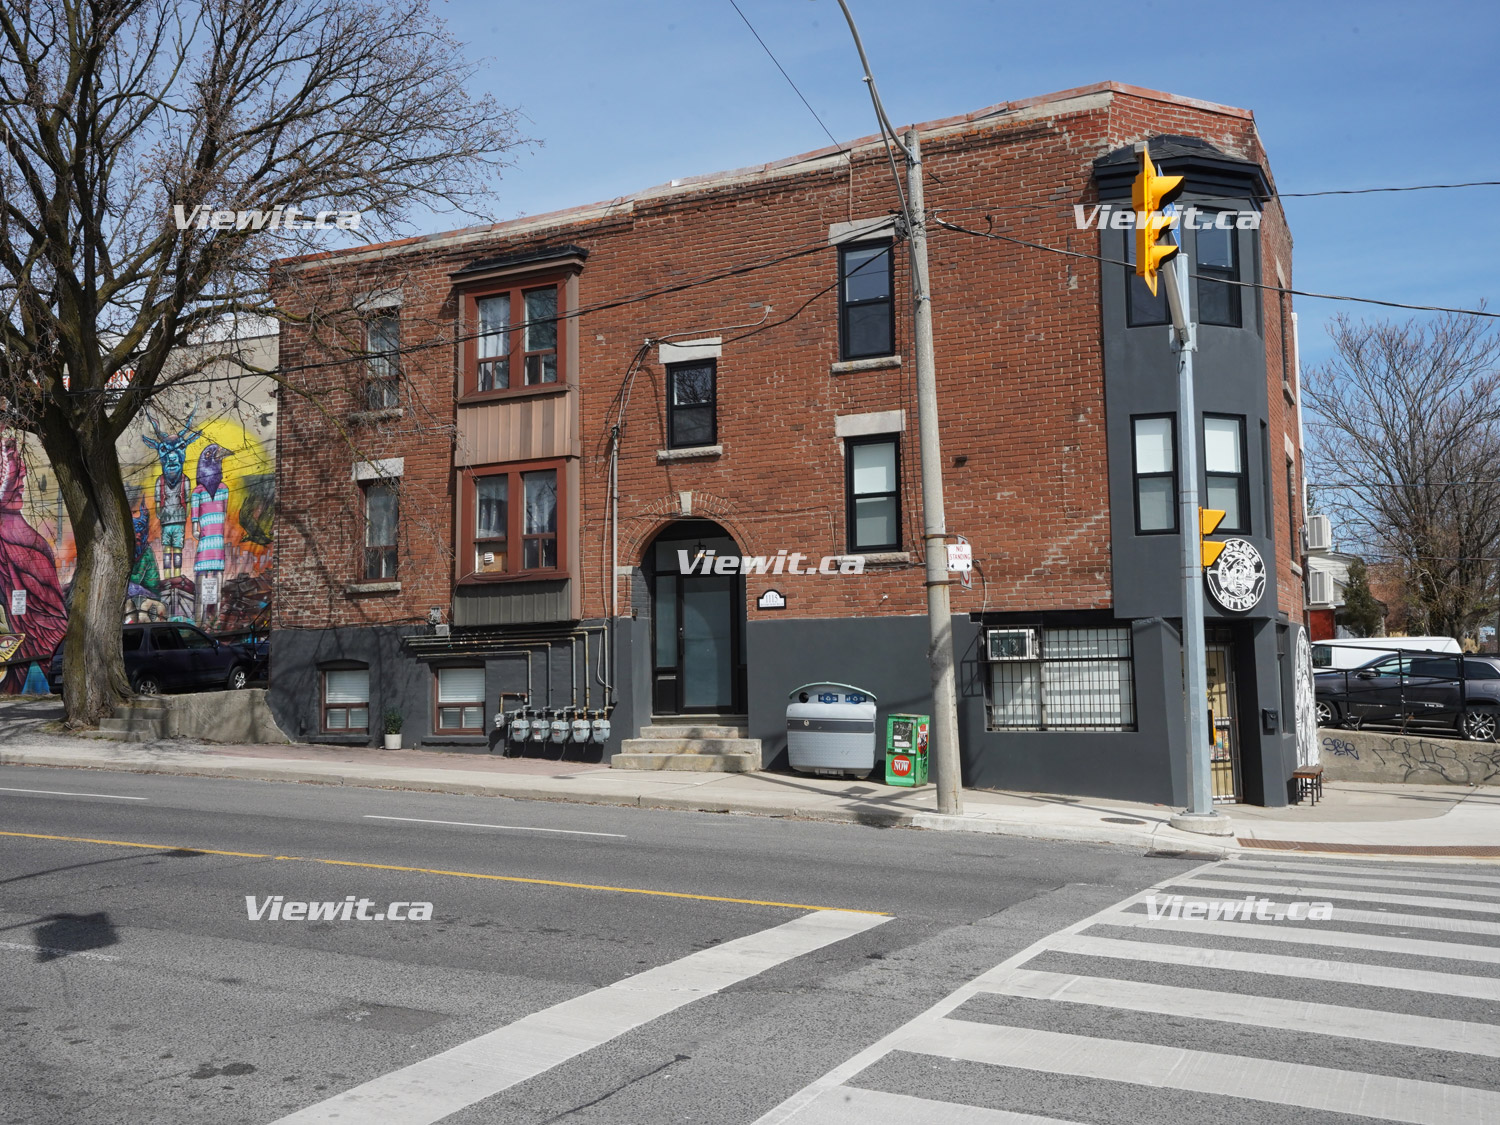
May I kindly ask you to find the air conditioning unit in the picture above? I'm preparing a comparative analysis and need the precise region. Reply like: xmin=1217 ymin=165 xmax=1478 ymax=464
xmin=986 ymin=628 xmax=1039 ymax=661
xmin=1304 ymin=513 xmax=1331 ymax=553
xmin=1308 ymin=568 xmax=1335 ymax=607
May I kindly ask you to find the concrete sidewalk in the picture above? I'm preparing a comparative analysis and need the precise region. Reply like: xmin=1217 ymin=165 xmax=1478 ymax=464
xmin=1 ymin=709 xmax=1496 ymax=859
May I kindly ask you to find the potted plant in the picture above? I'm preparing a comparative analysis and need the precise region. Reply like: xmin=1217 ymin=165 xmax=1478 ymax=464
xmin=382 ymin=707 xmax=403 ymax=750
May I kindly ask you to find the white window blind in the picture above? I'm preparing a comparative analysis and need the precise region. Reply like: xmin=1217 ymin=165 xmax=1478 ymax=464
xmin=437 ymin=667 xmax=485 ymax=703
xmin=325 ymin=668 xmax=369 ymax=704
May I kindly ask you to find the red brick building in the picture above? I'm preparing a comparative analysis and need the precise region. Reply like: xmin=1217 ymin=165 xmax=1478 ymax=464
xmin=270 ymin=82 xmax=1313 ymax=805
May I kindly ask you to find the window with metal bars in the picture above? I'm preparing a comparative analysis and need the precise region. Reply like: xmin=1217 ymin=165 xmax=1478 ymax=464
xmin=987 ymin=627 xmax=1136 ymax=731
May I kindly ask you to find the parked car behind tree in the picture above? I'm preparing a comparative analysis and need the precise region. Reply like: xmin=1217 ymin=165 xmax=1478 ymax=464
xmin=49 ymin=624 xmax=255 ymax=697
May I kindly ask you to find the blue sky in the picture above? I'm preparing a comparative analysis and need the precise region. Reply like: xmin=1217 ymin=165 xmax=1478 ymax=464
xmin=430 ymin=0 xmax=1500 ymax=369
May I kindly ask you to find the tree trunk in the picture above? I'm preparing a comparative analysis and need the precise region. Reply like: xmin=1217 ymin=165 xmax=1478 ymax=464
xmin=38 ymin=416 xmax=134 ymax=727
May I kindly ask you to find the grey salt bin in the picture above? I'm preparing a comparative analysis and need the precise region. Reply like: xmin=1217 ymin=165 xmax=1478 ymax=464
xmin=786 ymin=682 xmax=878 ymax=778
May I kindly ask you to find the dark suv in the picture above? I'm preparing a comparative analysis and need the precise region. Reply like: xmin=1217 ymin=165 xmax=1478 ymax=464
xmin=48 ymin=623 xmax=255 ymax=696
xmin=1314 ymin=652 xmax=1500 ymax=740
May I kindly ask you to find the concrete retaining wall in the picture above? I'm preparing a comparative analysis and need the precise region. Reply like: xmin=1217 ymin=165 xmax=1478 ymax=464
xmin=160 ymin=688 xmax=291 ymax=744
xmin=1319 ymin=726 xmax=1500 ymax=786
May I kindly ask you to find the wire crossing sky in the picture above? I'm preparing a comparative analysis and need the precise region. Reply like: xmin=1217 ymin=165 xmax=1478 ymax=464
xmin=401 ymin=1 xmax=1500 ymax=370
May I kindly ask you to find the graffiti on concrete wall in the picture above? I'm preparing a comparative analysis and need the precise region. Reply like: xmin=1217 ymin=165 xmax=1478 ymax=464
xmin=1319 ymin=728 xmax=1500 ymax=786
xmin=3 ymin=401 xmax=274 ymax=694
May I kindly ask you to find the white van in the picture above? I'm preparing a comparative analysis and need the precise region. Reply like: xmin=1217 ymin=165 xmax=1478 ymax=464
xmin=1311 ymin=635 xmax=1461 ymax=671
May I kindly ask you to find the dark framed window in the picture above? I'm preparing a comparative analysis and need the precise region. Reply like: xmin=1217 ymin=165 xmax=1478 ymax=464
xmin=988 ymin=626 xmax=1136 ymax=732
xmin=1196 ymin=216 xmax=1241 ymax=327
xmin=463 ymin=280 xmax=562 ymax=396
xmin=846 ymin=435 xmax=900 ymax=552
xmin=363 ymin=480 xmax=398 ymax=580
xmin=322 ymin=667 xmax=369 ymax=733
xmin=364 ymin=312 xmax=400 ymax=410
xmin=666 ymin=360 xmax=716 ymax=448
xmin=1123 ymin=231 xmax=1169 ymax=327
xmin=1131 ymin=415 xmax=1177 ymax=533
xmin=434 ymin=666 xmax=485 ymax=733
xmin=838 ymin=241 xmax=894 ymax=359
xmin=461 ymin=461 xmax=565 ymax=580
xmin=1203 ymin=415 xmax=1249 ymax=533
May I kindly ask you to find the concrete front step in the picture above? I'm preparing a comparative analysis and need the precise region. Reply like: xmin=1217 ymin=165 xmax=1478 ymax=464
xmin=638 ymin=724 xmax=748 ymax=740
xmin=94 ymin=701 xmax=169 ymax=740
xmin=610 ymin=750 xmax=759 ymax=772
xmin=621 ymin=737 xmax=760 ymax=755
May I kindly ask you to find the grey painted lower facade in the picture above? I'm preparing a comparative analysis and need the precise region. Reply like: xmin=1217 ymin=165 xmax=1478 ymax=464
xmin=271 ymin=599 xmax=1302 ymax=805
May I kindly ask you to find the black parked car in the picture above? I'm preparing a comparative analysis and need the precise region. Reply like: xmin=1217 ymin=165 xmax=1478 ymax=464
xmin=1314 ymin=652 xmax=1500 ymax=740
xmin=49 ymin=623 xmax=256 ymax=696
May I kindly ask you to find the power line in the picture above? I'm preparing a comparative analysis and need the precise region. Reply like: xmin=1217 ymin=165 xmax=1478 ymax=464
xmin=1279 ymin=181 xmax=1500 ymax=198
xmin=726 ymin=0 xmax=847 ymax=155
xmin=932 ymin=214 xmax=1500 ymax=320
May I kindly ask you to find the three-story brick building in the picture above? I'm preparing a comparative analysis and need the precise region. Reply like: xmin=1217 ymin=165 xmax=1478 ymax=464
xmin=269 ymin=81 xmax=1313 ymax=805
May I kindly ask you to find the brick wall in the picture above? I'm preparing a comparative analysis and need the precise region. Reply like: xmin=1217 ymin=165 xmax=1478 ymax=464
xmin=271 ymin=83 xmax=1299 ymax=631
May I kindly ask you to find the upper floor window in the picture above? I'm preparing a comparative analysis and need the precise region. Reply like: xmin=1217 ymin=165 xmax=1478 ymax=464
xmin=846 ymin=435 xmax=900 ymax=552
xmin=1123 ymin=230 xmax=1169 ymax=328
xmin=1196 ymin=217 xmax=1241 ymax=327
xmin=364 ymin=313 xmax=400 ymax=410
xmin=462 ymin=462 xmax=564 ymax=580
xmin=465 ymin=282 xmax=561 ymax=396
xmin=1132 ymin=415 xmax=1176 ymax=533
xmin=363 ymin=480 xmax=398 ymax=580
xmin=839 ymin=241 xmax=893 ymax=359
xmin=667 ymin=360 xmax=716 ymax=448
xmin=1204 ymin=415 xmax=1248 ymax=533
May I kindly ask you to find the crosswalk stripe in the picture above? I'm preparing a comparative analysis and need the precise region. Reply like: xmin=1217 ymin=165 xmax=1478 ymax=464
xmin=766 ymin=1085 xmax=1076 ymax=1124
xmin=1045 ymin=931 xmax=1500 ymax=1001
xmin=1206 ymin=867 xmax=1500 ymax=899
xmin=1123 ymin=898 xmax=1500 ymax=937
xmin=1168 ymin=876 xmax=1500 ymax=914
xmin=1227 ymin=859 xmax=1500 ymax=887
xmin=1093 ymin=908 xmax=1500 ymax=963
xmin=269 ymin=910 xmax=888 ymax=1125
xmin=983 ymin=967 xmax=1500 ymax=1056
xmin=900 ymin=1018 xmax=1500 ymax=1125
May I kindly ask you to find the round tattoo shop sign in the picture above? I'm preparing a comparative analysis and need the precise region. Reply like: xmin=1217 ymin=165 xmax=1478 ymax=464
xmin=1205 ymin=538 xmax=1267 ymax=612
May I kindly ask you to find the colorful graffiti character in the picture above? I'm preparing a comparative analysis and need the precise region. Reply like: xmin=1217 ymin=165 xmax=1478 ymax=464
xmin=0 ymin=432 xmax=68 ymax=688
xmin=142 ymin=409 xmax=200 ymax=586
xmin=191 ymin=443 xmax=232 ymax=622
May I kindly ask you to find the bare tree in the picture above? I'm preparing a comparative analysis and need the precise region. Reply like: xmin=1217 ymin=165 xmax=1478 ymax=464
xmin=1304 ymin=312 xmax=1500 ymax=640
xmin=0 ymin=0 xmax=525 ymax=724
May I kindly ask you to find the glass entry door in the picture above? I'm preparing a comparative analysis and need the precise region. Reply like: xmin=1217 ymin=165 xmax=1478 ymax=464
xmin=649 ymin=521 xmax=746 ymax=715
xmin=1206 ymin=643 xmax=1241 ymax=803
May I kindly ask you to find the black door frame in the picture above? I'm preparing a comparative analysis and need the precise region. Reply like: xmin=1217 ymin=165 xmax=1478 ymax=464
xmin=646 ymin=520 xmax=747 ymax=716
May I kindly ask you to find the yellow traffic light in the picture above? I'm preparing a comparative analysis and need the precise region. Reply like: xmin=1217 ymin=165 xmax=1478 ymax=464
xmin=1131 ymin=148 xmax=1183 ymax=297
xmin=1200 ymin=508 xmax=1226 ymax=568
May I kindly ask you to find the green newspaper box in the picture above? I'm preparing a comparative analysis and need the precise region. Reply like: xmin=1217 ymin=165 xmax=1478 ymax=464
xmin=884 ymin=713 xmax=930 ymax=786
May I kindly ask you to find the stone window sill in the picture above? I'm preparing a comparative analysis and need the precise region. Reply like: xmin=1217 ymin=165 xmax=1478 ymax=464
xmin=851 ymin=551 xmax=912 ymax=566
xmin=348 ymin=407 xmax=404 ymax=424
xmin=831 ymin=355 xmax=902 ymax=375
xmin=346 ymin=581 xmax=402 ymax=595
xmin=657 ymin=445 xmax=723 ymax=462
xmin=1289 ymin=562 xmax=1303 ymax=577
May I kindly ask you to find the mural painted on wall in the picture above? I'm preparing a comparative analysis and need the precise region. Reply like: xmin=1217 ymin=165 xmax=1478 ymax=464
xmin=2 ymin=399 xmax=274 ymax=694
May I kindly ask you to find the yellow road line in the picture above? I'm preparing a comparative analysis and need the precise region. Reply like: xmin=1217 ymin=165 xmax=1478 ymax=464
xmin=0 ymin=829 xmax=887 ymax=916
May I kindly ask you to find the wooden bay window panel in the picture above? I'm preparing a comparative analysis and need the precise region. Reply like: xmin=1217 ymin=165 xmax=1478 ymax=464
xmin=458 ymin=459 xmax=567 ymax=583
xmin=455 ymin=395 xmax=575 ymax=466
xmin=460 ymin=276 xmax=565 ymax=399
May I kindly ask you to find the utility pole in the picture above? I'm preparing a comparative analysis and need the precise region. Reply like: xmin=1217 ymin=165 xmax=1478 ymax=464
xmin=832 ymin=0 xmax=961 ymax=814
xmin=904 ymin=128 xmax=963 ymax=817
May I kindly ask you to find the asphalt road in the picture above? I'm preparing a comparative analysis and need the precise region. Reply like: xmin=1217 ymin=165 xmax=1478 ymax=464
xmin=4 ymin=763 xmax=1497 ymax=1125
